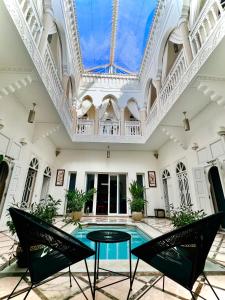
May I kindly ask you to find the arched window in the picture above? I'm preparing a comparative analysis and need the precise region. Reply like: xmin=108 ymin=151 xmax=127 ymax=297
xmin=40 ymin=166 xmax=52 ymax=200
xmin=176 ymin=162 xmax=191 ymax=206
xmin=21 ymin=158 xmax=39 ymax=208
xmin=162 ymin=169 xmax=171 ymax=216
xmin=161 ymin=32 xmax=183 ymax=83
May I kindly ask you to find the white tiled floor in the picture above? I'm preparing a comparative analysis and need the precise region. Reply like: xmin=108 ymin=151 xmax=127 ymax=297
xmin=0 ymin=216 xmax=225 ymax=299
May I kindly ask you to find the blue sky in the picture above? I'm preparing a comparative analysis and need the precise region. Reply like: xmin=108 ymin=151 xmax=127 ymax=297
xmin=75 ymin=0 xmax=157 ymax=74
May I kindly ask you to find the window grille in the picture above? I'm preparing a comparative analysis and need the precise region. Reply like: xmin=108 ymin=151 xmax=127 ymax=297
xmin=176 ymin=162 xmax=191 ymax=205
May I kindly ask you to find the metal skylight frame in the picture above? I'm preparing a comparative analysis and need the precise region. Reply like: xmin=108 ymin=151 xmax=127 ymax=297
xmin=72 ymin=0 xmax=159 ymax=77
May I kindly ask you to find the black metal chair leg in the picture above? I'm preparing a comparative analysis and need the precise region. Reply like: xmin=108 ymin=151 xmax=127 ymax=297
xmin=190 ymin=290 xmax=196 ymax=300
xmin=202 ymin=272 xmax=220 ymax=300
xmin=70 ymin=272 xmax=89 ymax=300
xmin=162 ymin=275 xmax=165 ymax=291
xmin=7 ymin=269 xmax=29 ymax=299
xmin=97 ymin=242 xmax=100 ymax=280
xmin=93 ymin=242 xmax=98 ymax=300
xmin=127 ymin=258 xmax=139 ymax=300
xmin=23 ymin=285 xmax=33 ymax=300
xmin=69 ymin=266 xmax=72 ymax=287
xmin=129 ymin=239 xmax=132 ymax=290
xmin=84 ymin=259 xmax=94 ymax=299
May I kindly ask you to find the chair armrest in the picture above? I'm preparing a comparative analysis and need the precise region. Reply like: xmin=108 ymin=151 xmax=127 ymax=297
xmin=132 ymin=225 xmax=199 ymax=260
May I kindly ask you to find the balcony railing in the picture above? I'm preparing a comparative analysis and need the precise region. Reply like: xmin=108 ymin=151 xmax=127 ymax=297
xmin=145 ymin=0 xmax=225 ymax=138
xmin=160 ymin=49 xmax=187 ymax=107
xmin=146 ymin=100 xmax=158 ymax=128
xmin=125 ymin=121 xmax=141 ymax=136
xmin=190 ymin=0 xmax=224 ymax=56
xmin=18 ymin=0 xmax=43 ymax=45
xmin=43 ymin=45 xmax=63 ymax=98
xmin=76 ymin=119 xmax=94 ymax=135
xmin=99 ymin=121 xmax=120 ymax=136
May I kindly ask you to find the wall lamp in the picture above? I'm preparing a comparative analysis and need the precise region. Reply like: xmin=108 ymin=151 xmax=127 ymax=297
xmin=107 ymin=146 xmax=110 ymax=158
xmin=183 ymin=111 xmax=190 ymax=131
xmin=28 ymin=103 xmax=36 ymax=123
xmin=217 ymin=126 xmax=225 ymax=137
xmin=19 ymin=138 xmax=28 ymax=146
xmin=0 ymin=119 xmax=4 ymax=130
xmin=153 ymin=152 xmax=159 ymax=159
xmin=191 ymin=142 xmax=199 ymax=151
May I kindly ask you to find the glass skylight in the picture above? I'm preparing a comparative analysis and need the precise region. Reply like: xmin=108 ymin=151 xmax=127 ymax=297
xmin=74 ymin=0 xmax=158 ymax=75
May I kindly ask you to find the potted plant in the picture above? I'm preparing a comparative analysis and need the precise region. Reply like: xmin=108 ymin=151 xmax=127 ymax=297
xmin=7 ymin=195 xmax=61 ymax=267
xmin=0 ymin=154 xmax=4 ymax=163
xmin=66 ymin=188 xmax=96 ymax=221
xmin=169 ymin=203 xmax=206 ymax=256
xmin=129 ymin=180 xmax=146 ymax=221
xmin=169 ymin=203 xmax=206 ymax=228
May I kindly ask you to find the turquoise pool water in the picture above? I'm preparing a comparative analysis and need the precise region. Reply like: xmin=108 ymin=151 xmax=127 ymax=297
xmin=72 ymin=225 xmax=151 ymax=260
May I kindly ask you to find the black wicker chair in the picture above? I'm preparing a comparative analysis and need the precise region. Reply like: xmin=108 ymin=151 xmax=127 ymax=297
xmin=8 ymin=207 xmax=95 ymax=300
xmin=127 ymin=212 xmax=224 ymax=300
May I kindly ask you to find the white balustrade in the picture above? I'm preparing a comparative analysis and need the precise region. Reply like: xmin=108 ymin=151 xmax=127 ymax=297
xmin=99 ymin=121 xmax=120 ymax=136
xmin=146 ymin=100 xmax=158 ymax=127
xmin=44 ymin=45 xmax=63 ymax=98
xmin=125 ymin=121 xmax=141 ymax=136
xmin=18 ymin=0 xmax=43 ymax=45
xmin=160 ymin=49 xmax=187 ymax=106
xmin=76 ymin=119 xmax=94 ymax=135
xmin=190 ymin=0 xmax=224 ymax=56
xmin=62 ymin=100 xmax=73 ymax=129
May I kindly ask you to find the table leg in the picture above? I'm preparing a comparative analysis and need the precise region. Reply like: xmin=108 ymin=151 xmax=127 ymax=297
xmin=97 ymin=242 xmax=100 ymax=280
xmin=129 ymin=239 xmax=132 ymax=289
xmin=93 ymin=242 xmax=98 ymax=299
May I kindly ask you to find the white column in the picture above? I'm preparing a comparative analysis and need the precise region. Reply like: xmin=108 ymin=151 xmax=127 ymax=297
xmin=139 ymin=106 xmax=147 ymax=136
xmin=180 ymin=21 xmax=193 ymax=65
xmin=38 ymin=9 xmax=54 ymax=56
xmin=120 ymin=107 xmax=125 ymax=135
xmin=94 ymin=108 xmax=99 ymax=135
xmin=152 ymin=79 xmax=161 ymax=99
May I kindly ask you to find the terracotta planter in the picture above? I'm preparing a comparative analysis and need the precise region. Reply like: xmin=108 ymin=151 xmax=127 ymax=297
xmin=131 ymin=212 xmax=143 ymax=221
xmin=71 ymin=211 xmax=82 ymax=221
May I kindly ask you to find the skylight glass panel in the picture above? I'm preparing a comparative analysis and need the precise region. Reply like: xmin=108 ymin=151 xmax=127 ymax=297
xmin=115 ymin=0 xmax=157 ymax=73
xmin=75 ymin=0 xmax=112 ymax=70
xmin=74 ymin=0 xmax=157 ymax=74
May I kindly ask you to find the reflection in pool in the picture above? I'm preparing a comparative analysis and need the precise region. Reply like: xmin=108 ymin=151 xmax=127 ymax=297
xmin=72 ymin=225 xmax=151 ymax=260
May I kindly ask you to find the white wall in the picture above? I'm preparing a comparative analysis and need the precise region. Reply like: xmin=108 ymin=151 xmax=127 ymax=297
xmin=158 ymin=103 xmax=225 ymax=214
xmin=51 ymin=149 xmax=162 ymax=216
xmin=0 ymin=93 xmax=56 ymax=229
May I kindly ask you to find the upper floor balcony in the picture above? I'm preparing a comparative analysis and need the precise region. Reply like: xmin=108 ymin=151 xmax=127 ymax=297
xmin=5 ymin=0 xmax=225 ymax=145
xmin=76 ymin=119 xmax=142 ymax=138
xmin=145 ymin=0 xmax=225 ymax=139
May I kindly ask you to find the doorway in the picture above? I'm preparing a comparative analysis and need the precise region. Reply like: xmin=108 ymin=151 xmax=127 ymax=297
xmin=208 ymin=166 xmax=225 ymax=228
xmin=0 ymin=161 xmax=9 ymax=215
xmin=96 ymin=174 xmax=108 ymax=214
xmin=96 ymin=173 xmax=127 ymax=215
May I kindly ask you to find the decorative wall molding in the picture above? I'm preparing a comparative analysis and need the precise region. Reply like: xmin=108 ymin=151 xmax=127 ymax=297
xmin=62 ymin=0 xmax=83 ymax=76
xmin=82 ymin=73 xmax=139 ymax=81
xmin=140 ymin=0 xmax=166 ymax=77
xmin=32 ymin=123 xmax=61 ymax=143
xmin=3 ymin=0 xmax=73 ymax=138
xmin=161 ymin=126 xmax=187 ymax=149
xmin=0 ymin=75 xmax=32 ymax=99
xmin=145 ymin=8 xmax=225 ymax=141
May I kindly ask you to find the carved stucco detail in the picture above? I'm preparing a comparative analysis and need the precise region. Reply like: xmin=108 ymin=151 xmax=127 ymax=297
xmin=3 ymin=0 xmax=72 ymax=138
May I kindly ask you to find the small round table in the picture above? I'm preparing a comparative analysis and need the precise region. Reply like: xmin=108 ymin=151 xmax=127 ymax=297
xmin=87 ymin=230 xmax=132 ymax=297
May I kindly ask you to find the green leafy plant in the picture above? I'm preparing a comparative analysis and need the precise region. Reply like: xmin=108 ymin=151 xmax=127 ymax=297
xmin=66 ymin=188 xmax=96 ymax=212
xmin=7 ymin=195 xmax=61 ymax=236
xmin=170 ymin=203 xmax=206 ymax=228
xmin=0 ymin=154 xmax=4 ymax=164
xmin=129 ymin=180 xmax=146 ymax=212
